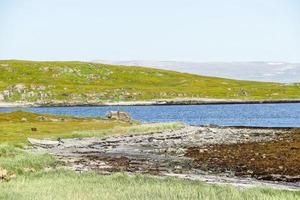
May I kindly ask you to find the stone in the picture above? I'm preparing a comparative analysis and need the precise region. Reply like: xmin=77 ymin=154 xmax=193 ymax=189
xmin=106 ymin=111 xmax=131 ymax=122
xmin=14 ymin=84 xmax=26 ymax=93
xmin=0 ymin=168 xmax=8 ymax=180
xmin=199 ymin=149 xmax=208 ymax=153
xmin=2 ymin=90 xmax=10 ymax=97
xmin=238 ymin=89 xmax=249 ymax=96
xmin=21 ymin=117 xmax=27 ymax=122
xmin=24 ymin=167 xmax=36 ymax=172
xmin=37 ymin=116 xmax=48 ymax=121
xmin=37 ymin=85 xmax=46 ymax=90
xmin=0 ymin=93 xmax=4 ymax=101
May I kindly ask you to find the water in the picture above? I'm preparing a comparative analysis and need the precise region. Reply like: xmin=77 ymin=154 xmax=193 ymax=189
xmin=1 ymin=103 xmax=300 ymax=127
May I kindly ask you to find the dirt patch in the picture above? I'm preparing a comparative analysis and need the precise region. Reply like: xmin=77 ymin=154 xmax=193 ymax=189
xmin=186 ymin=129 xmax=300 ymax=182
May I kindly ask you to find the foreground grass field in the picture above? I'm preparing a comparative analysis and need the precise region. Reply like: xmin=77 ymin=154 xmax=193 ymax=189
xmin=0 ymin=60 xmax=300 ymax=102
xmin=0 ymin=170 xmax=299 ymax=200
xmin=0 ymin=111 xmax=299 ymax=200
xmin=0 ymin=144 xmax=56 ymax=176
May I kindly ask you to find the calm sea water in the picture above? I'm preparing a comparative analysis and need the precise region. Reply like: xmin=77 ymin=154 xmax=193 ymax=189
xmin=1 ymin=103 xmax=300 ymax=127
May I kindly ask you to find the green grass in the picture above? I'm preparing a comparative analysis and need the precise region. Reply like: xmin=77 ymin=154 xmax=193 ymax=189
xmin=0 ymin=60 xmax=299 ymax=102
xmin=0 ymin=112 xmax=299 ymax=199
xmin=0 ymin=110 xmax=106 ymax=122
xmin=0 ymin=111 xmax=185 ymax=145
xmin=0 ymin=111 xmax=132 ymax=145
xmin=0 ymin=170 xmax=299 ymax=200
xmin=0 ymin=144 xmax=56 ymax=176
xmin=0 ymin=143 xmax=299 ymax=200
xmin=71 ymin=122 xmax=185 ymax=138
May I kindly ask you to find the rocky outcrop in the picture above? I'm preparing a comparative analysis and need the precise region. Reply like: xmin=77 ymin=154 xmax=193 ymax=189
xmin=28 ymin=125 xmax=300 ymax=189
xmin=0 ymin=168 xmax=15 ymax=181
xmin=0 ymin=168 xmax=8 ymax=180
xmin=106 ymin=111 xmax=131 ymax=122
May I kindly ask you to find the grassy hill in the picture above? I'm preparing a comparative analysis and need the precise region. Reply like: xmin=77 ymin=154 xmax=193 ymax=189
xmin=0 ymin=60 xmax=300 ymax=103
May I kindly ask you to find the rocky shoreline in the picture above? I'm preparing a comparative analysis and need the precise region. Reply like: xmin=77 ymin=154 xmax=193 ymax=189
xmin=1 ymin=98 xmax=300 ymax=108
xmin=29 ymin=125 xmax=300 ymax=190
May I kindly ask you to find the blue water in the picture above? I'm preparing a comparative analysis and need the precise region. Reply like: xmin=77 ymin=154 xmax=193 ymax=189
xmin=1 ymin=103 xmax=300 ymax=127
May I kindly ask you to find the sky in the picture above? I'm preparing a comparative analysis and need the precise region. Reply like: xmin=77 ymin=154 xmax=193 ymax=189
xmin=0 ymin=0 xmax=299 ymax=62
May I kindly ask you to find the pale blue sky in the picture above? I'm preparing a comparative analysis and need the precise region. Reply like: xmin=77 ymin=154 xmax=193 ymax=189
xmin=0 ymin=0 xmax=299 ymax=62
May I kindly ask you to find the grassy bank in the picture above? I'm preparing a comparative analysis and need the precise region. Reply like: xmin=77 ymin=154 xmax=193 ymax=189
xmin=71 ymin=122 xmax=185 ymax=138
xmin=0 ymin=111 xmax=132 ymax=145
xmin=0 ymin=111 xmax=185 ymax=144
xmin=0 ymin=60 xmax=299 ymax=103
xmin=0 ymin=170 xmax=299 ymax=200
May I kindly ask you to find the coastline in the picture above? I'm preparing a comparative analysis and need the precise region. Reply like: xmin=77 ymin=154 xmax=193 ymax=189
xmin=1 ymin=98 xmax=300 ymax=108
xmin=29 ymin=125 xmax=300 ymax=190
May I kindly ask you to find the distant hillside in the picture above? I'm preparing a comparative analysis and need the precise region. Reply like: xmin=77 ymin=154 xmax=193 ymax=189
xmin=94 ymin=60 xmax=300 ymax=83
xmin=0 ymin=60 xmax=299 ymax=103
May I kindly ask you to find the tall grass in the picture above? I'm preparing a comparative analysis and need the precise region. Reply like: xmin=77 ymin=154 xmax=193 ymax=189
xmin=0 ymin=170 xmax=299 ymax=200
xmin=0 ymin=144 xmax=56 ymax=175
xmin=70 ymin=122 xmax=185 ymax=138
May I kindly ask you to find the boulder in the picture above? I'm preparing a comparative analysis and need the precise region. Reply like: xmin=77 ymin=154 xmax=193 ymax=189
xmin=21 ymin=117 xmax=27 ymax=122
xmin=37 ymin=116 xmax=48 ymax=121
xmin=238 ymin=89 xmax=249 ymax=96
xmin=106 ymin=111 xmax=131 ymax=122
xmin=14 ymin=84 xmax=26 ymax=93
xmin=0 ymin=168 xmax=8 ymax=180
